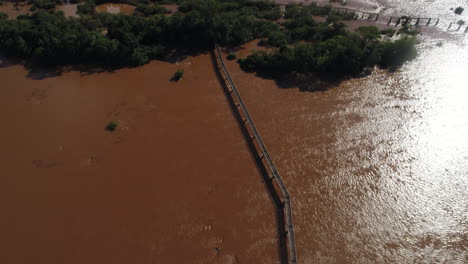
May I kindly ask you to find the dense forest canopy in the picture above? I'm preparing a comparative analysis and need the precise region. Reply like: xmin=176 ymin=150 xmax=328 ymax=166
xmin=0 ymin=0 xmax=417 ymax=75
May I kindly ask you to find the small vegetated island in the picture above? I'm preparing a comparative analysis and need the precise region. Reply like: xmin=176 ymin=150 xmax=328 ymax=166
xmin=0 ymin=0 xmax=417 ymax=78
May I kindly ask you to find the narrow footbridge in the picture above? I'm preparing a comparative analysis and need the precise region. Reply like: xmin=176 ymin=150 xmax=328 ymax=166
xmin=213 ymin=42 xmax=298 ymax=264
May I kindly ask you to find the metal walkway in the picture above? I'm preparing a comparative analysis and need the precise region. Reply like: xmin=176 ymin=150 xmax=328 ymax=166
xmin=213 ymin=42 xmax=298 ymax=264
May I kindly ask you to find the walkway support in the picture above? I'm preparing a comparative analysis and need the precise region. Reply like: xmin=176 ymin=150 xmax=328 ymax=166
xmin=388 ymin=16 xmax=439 ymax=26
xmin=331 ymin=6 xmax=379 ymax=21
xmin=213 ymin=42 xmax=298 ymax=264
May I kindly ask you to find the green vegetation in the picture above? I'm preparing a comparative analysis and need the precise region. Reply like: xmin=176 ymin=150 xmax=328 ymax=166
xmin=227 ymin=52 xmax=237 ymax=60
xmin=454 ymin=7 xmax=464 ymax=15
xmin=399 ymin=24 xmax=420 ymax=36
xmin=173 ymin=69 xmax=184 ymax=81
xmin=135 ymin=4 xmax=170 ymax=16
xmin=106 ymin=121 xmax=118 ymax=132
xmin=0 ymin=0 xmax=417 ymax=78
xmin=30 ymin=0 xmax=61 ymax=10
xmin=77 ymin=2 xmax=95 ymax=15
xmin=238 ymin=27 xmax=417 ymax=75
xmin=0 ymin=0 xmax=289 ymax=66
xmin=380 ymin=28 xmax=396 ymax=37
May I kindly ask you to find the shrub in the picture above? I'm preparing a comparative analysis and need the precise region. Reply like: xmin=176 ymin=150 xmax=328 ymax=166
xmin=380 ymin=36 xmax=417 ymax=69
xmin=399 ymin=24 xmax=420 ymax=35
xmin=227 ymin=52 xmax=237 ymax=60
xmin=267 ymin=31 xmax=289 ymax=47
xmin=30 ymin=0 xmax=60 ymax=10
xmin=173 ymin=69 xmax=184 ymax=81
xmin=258 ymin=39 xmax=268 ymax=46
xmin=106 ymin=121 xmax=118 ymax=132
xmin=454 ymin=7 xmax=464 ymax=15
xmin=380 ymin=28 xmax=396 ymax=37
xmin=77 ymin=3 xmax=95 ymax=15
xmin=135 ymin=4 xmax=170 ymax=16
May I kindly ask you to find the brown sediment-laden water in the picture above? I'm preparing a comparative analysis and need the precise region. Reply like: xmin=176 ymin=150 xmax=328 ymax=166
xmin=0 ymin=54 xmax=279 ymax=264
xmin=0 ymin=1 xmax=32 ymax=19
xmin=1 ymin=0 xmax=467 ymax=263
xmin=57 ymin=4 xmax=79 ymax=18
xmin=0 ymin=1 xmax=78 ymax=19
xmin=225 ymin=24 xmax=467 ymax=264
xmin=95 ymin=3 xmax=136 ymax=15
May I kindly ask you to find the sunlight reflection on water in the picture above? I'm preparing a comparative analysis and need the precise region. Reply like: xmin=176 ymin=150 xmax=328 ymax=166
xmin=287 ymin=38 xmax=468 ymax=263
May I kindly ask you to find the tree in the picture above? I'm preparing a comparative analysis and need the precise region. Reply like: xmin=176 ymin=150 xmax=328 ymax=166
xmin=379 ymin=36 xmax=417 ymax=69
xmin=356 ymin=26 xmax=380 ymax=44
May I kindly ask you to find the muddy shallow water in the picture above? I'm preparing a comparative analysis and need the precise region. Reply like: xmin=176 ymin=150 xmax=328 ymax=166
xmin=1 ymin=0 xmax=467 ymax=263
xmin=0 ymin=1 xmax=32 ymax=19
xmin=0 ymin=54 xmax=279 ymax=264
xmin=95 ymin=3 xmax=135 ymax=15
xmin=226 ymin=34 xmax=468 ymax=262
xmin=57 ymin=4 xmax=79 ymax=18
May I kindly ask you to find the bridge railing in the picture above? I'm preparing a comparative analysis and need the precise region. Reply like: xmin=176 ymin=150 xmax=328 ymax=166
xmin=213 ymin=42 xmax=298 ymax=264
xmin=387 ymin=16 xmax=439 ymax=26
xmin=331 ymin=6 xmax=379 ymax=21
xmin=447 ymin=22 xmax=468 ymax=33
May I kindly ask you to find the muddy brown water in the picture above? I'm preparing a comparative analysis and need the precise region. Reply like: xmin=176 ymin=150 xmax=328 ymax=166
xmin=225 ymin=37 xmax=468 ymax=262
xmin=95 ymin=3 xmax=135 ymax=15
xmin=2 ymin=0 xmax=468 ymax=262
xmin=57 ymin=4 xmax=79 ymax=18
xmin=0 ymin=54 xmax=279 ymax=264
xmin=0 ymin=1 xmax=32 ymax=19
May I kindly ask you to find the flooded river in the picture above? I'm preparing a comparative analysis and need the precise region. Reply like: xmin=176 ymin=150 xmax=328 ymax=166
xmin=226 ymin=22 xmax=467 ymax=264
xmin=0 ymin=1 xmax=32 ymax=19
xmin=0 ymin=54 xmax=279 ymax=263
xmin=1 ymin=0 xmax=467 ymax=263
xmin=95 ymin=3 xmax=135 ymax=15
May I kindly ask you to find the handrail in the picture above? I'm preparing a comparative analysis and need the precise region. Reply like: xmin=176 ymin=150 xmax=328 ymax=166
xmin=213 ymin=42 xmax=298 ymax=264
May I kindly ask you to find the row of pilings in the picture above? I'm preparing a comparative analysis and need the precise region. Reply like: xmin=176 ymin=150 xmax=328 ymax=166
xmin=279 ymin=2 xmax=468 ymax=34
xmin=331 ymin=6 xmax=379 ymax=21
xmin=387 ymin=16 xmax=439 ymax=26
xmin=212 ymin=42 xmax=298 ymax=264
xmin=447 ymin=22 xmax=468 ymax=33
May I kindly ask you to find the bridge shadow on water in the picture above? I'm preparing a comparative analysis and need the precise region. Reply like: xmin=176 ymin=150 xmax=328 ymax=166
xmin=210 ymin=51 xmax=290 ymax=264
